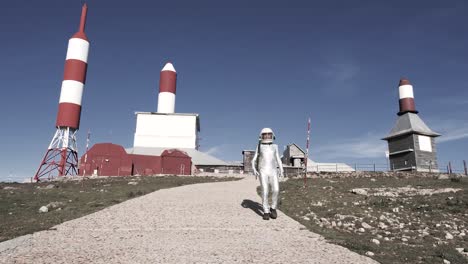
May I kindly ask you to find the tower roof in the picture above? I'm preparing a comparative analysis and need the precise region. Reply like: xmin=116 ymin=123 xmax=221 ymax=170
xmin=382 ymin=113 xmax=440 ymax=140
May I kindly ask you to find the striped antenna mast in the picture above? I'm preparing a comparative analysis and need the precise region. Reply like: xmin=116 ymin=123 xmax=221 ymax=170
xmin=304 ymin=117 xmax=311 ymax=186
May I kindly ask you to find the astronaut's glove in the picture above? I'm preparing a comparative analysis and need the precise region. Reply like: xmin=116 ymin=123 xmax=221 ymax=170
xmin=279 ymin=170 xmax=285 ymax=179
xmin=253 ymin=170 xmax=260 ymax=179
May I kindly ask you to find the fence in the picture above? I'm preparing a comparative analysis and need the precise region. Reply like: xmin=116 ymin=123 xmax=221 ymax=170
xmin=309 ymin=164 xmax=389 ymax=172
xmin=286 ymin=160 xmax=468 ymax=175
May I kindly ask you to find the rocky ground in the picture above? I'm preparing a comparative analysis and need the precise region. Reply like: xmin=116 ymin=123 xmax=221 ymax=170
xmin=279 ymin=173 xmax=468 ymax=264
xmin=0 ymin=177 xmax=377 ymax=264
xmin=0 ymin=175 xmax=238 ymax=243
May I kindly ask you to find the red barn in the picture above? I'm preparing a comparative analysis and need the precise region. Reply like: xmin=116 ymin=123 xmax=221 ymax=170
xmin=161 ymin=149 xmax=191 ymax=175
xmin=79 ymin=143 xmax=191 ymax=176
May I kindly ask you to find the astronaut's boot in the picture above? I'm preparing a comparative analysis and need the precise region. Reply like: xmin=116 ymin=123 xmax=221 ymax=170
xmin=270 ymin=208 xmax=277 ymax=219
xmin=263 ymin=212 xmax=270 ymax=220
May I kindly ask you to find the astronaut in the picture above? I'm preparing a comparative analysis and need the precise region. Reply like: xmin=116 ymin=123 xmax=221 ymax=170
xmin=252 ymin=128 xmax=284 ymax=220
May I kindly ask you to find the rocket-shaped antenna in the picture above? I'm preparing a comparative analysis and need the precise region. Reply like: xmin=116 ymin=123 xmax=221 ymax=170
xmin=35 ymin=4 xmax=91 ymax=181
xmin=397 ymin=78 xmax=418 ymax=116
xmin=79 ymin=3 xmax=88 ymax=32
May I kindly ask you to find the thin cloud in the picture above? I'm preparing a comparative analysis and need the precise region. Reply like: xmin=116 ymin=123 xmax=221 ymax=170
xmin=312 ymin=60 xmax=362 ymax=95
xmin=434 ymin=121 xmax=468 ymax=143
xmin=203 ymin=146 xmax=220 ymax=155
xmin=312 ymin=133 xmax=387 ymax=160
xmin=316 ymin=62 xmax=360 ymax=82
xmin=435 ymin=97 xmax=468 ymax=106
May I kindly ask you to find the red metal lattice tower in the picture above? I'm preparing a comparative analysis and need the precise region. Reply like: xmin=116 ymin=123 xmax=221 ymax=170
xmin=35 ymin=4 xmax=90 ymax=181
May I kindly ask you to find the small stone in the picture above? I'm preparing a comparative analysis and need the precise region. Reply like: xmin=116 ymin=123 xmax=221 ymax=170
xmin=392 ymin=207 xmax=399 ymax=213
xmin=303 ymin=216 xmax=310 ymax=221
xmin=45 ymin=184 xmax=56 ymax=189
xmin=8 ymin=212 xmax=13 ymax=215
xmin=331 ymin=221 xmax=336 ymax=227
xmin=358 ymin=228 xmax=365 ymax=233
xmin=361 ymin=222 xmax=372 ymax=229
xmin=371 ymin=178 xmax=376 ymax=182
xmin=384 ymin=237 xmax=390 ymax=241
xmin=46 ymin=201 xmax=65 ymax=209
xmin=443 ymin=259 xmax=450 ymax=264
xmin=376 ymin=234 xmax=383 ymax=239
xmin=371 ymin=239 xmax=380 ymax=245
xmin=446 ymin=233 xmax=454 ymax=240
xmin=401 ymin=238 xmax=408 ymax=242
xmin=365 ymin=251 xmax=375 ymax=257
xmin=128 ymin=182 xmax=138 ymax=185
xmin=438 ymin=174 xmax=449 ymax=179
xmin=351 ymin=188 xmax=368 ymax=195
xmin=39 ymin=206 xmax=48 ymax=213
xmin=378 ymin=222 xmax=388 ymax=229
xmin=459 ymin=232 xmax=466 ymax=237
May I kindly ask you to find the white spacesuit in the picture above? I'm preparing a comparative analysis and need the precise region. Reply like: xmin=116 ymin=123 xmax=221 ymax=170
xmin=252 ymin=128 xmax=284 ymax=220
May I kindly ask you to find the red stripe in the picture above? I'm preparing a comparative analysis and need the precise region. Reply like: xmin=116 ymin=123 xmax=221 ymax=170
xmin=71 ymin=32 xmax=89 ymax=41
xmin=63 ymin=59 xmax=87 ymax=84
xmin=399 ymin=98 xmax=416 ymax=114
xmin=56 ymin=103 xmax=81 ymax=129
xmin=159 ymin=71 xmax=177 ymax=93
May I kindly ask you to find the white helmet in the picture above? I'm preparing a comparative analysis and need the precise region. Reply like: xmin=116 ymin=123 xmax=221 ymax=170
xmin=259 ymin=128 xmax=275 ymax=144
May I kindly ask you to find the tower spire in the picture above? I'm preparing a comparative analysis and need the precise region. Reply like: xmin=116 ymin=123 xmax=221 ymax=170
xmin=79 ymin=3 xmax=88 ymax=33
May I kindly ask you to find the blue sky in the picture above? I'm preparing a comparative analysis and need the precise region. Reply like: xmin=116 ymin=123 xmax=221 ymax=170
xmin=1 ymin=0 xmax=467 ymax=181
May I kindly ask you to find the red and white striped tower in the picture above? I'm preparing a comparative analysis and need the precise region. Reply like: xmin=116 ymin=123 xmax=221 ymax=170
xmin=397 ymin=78 xmax=418 ymax=116
xmin=157 ymin=62 xmax=177 ymax=113
xmin=35 ymin=4 xmax=90 ymax=181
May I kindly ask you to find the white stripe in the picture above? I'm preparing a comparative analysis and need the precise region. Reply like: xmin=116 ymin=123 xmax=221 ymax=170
xmin=65 ymin=38 xmax=89 ymax=63
xmin=157 ymin=92 xmax=175 ymax=113
xmin=59 ymin=80 xmax=84 ymax=105
xmin=399 ymin=84 xmax=414 ymax=99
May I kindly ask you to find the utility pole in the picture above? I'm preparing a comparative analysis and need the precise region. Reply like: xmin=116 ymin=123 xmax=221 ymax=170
xmin=82 ymin=129 xmax=91 ymax=176
xmin=304 ymin=117 xmax=311 ymax=186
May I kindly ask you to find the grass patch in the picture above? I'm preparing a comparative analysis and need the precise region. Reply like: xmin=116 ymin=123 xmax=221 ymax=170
xmin=277 ymin=176 xmax=468 ymax=264
xmin=0 ymin=175 xmax=238 ymax=242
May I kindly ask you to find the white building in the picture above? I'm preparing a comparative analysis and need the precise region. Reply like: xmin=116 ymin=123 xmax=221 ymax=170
xmin=133 ymin=112 xmax=200 ymax=149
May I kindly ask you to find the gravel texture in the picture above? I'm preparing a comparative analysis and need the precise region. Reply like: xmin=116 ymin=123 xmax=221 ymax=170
xmin=0 ymin=177 xmax=378 ymax=263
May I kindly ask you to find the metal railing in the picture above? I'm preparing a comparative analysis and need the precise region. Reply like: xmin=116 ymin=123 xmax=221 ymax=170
xmin=285 ymin=160 xmax=468 ymax=175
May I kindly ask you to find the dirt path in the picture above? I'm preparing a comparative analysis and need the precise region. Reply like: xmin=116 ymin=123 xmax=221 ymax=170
xmin=0 ymin=177 xmax=378 ymax=263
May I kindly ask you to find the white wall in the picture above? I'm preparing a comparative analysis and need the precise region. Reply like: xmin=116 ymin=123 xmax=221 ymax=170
xmin=418 ymin=135 xmax=432 ymax=152
xmin=134 ymin=113 xmax=198 ymax=149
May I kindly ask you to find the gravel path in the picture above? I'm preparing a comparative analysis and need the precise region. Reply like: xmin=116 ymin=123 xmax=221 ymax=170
xmin=0 ymin=177 xmax=378 ymax=263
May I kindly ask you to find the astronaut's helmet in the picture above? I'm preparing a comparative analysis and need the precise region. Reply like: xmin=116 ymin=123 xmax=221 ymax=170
xmin=259 ymin=128 xmax=275 ymax=144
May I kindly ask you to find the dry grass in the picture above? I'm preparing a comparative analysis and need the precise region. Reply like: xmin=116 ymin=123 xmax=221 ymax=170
xmin=278 ymin=175 xmax=468 ymax=264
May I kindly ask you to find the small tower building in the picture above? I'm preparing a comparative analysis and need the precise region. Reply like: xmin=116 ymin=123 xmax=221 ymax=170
xmin=383 ymin=78 xmax=440 ymax=172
